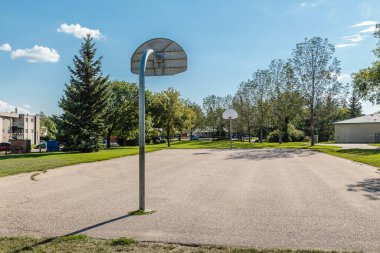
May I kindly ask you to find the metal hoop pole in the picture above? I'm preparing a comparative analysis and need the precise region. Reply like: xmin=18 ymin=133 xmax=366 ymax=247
xmin=139 ymin=49 xmax=154 ymax=211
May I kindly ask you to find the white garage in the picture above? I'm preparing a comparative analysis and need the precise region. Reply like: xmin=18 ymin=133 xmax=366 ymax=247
xmin=334 ymin=113 xmax=380 ymax=143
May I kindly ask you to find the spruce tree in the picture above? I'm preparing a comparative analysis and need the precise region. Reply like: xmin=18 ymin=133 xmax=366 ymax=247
xmin=57 ymin=35 xmax=109 ymax=152
xmin=348 ymin=90 xmax=362 ymax=118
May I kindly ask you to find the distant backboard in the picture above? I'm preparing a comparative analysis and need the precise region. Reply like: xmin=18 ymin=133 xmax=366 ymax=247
xmin=131 ymin=38 xmax=187 ymax=76
xmin=223 ymin=109 xmax=238 ymax=119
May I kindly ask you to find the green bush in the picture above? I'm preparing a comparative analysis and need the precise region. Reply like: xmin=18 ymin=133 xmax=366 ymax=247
xmin=268 ymin=124 xmax=305 ymax=142
xmin=267 ymin=130 xmax=280 ymax=142
xmin=289 ymin=127 xmax=304 ymax=142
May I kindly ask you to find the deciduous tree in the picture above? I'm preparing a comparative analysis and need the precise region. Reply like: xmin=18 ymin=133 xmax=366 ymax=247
xmin=353 ymin=24 xmax=380 ymax=105
xmin=291 ymin=37 xmax=341 ymax=146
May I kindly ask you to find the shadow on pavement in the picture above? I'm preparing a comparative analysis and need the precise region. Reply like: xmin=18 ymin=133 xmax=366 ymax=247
xmin=347 ymin=178 xmax=380 ymax=200
xmin=11 ymin=213 xmax=132 ymax=253
xmin=193 ymin=152 xmax=212 ymax=155
xmin=227 ymin=149 xmax=316 ymax=161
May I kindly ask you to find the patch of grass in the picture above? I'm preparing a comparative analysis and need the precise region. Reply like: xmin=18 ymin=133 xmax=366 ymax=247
xmin=0 ymin=236 xmax=362 ymax=253
xmin=129 ymin=209 xmax=156 ymax=216
xmin=109 ymin=237 xmax=137 ymax=246
xmin=315 ymin=148 xmax=380 ymax=168
xmin=56 ymin=234 xmax=89 ymax=242
xmin=0 ymin=144 xmax=166 ymax=177
xmin=231 ymin=250 xmax=359 ymax=253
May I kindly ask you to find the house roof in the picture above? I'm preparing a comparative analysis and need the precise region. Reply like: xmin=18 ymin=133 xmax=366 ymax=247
xmin=333 ymin=113 xmax=380 ymax=124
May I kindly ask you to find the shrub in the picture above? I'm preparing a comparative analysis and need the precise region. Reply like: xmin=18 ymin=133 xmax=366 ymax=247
xmin=268 ymin=124 xmax=305 ymax=142
xmin=268 ymin=130 xmax=280 ymax=142
xmin=125 ymin=139 xmax=139 ymax=146
xmin=286 ymin=124 xmax=303 ymax=142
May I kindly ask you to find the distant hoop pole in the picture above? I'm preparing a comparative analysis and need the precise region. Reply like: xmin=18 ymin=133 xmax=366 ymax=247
xmin=229 ymin=117 xmax=232 ymax=149
xmin=139 ymin=49 xmax=154 ymax=211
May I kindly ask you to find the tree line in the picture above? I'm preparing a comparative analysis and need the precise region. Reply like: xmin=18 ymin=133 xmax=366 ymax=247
xmin=41 ymin=30 xmax=380 ymax=152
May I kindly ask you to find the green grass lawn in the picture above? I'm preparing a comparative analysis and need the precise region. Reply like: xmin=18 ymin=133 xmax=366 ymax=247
xmin=0 ymin=235 xmax=360 ymax=253
xmin=0 ymin=144 xmax=166 ymax=177
xmin=315 ymin=147 xmax=380 ymax=168
xmin=0 ymin=140 xmax=379 ymax=178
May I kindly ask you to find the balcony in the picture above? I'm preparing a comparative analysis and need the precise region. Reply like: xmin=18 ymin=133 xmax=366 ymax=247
xmin=12 ymin=122 xmax=24 ymax=128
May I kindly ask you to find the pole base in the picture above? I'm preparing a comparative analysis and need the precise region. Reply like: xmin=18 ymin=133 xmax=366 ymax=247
xmin=129 ymin=209 xmax=156 ymax=216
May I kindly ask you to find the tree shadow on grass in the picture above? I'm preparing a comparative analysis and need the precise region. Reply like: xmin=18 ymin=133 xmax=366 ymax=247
xmin=227 ymin=149 xmax=316 ymax=161
xmin=347 ymin=177 xmax=380 ymax=200
xmin=0 ymin=152 xmax=70 ymax=161
xmin=0 ymin=147 xmax=141 ymax=161
xmin=11 ymin=213 xmax=133 ymax=253
xmin=335 ymin=148 xmax=380 ymax=156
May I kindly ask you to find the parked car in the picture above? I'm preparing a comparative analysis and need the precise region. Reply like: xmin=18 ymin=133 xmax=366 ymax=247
xmin=0 ymin=142 xmax=11 ymax=152
xmin=36 ymin=141 xmax=47 ymax=149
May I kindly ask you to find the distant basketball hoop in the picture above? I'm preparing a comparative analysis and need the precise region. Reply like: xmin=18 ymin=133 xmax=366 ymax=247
xmin=223 ymin=109 xmax=238 ymax=148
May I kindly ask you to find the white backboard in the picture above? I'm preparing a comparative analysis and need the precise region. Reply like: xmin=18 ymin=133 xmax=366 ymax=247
xmin=131 ymin=38 xmax=187 ymax=76
xmin=223 ymin=109 xmax=238 ymax=119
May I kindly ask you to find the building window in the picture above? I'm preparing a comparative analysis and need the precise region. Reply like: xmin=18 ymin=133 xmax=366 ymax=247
xmin=31 ymin=118 xmax=34 ymax=123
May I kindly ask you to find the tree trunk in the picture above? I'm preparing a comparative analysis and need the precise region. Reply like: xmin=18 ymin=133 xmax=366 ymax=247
xmin=284 ymin=117 xmax=290 ymax=142
xmin=260 ymin=128 xmax=263 ymax=143
xmin=248 ymin=126 xmax=251 ymax=143
xmin=190 ymin=129 xmax=193 ymax=140
xmin=178 ymin=133 xmax=181 ymax=141
xmin=310 ymin=107 xmax=315 ymax=146
xmin=106 ymin=129 xmax=112 ymax=149
xmin=279 ymin=129 xmax=282 ymax=144
xmin=167 ymin=128 xmax=171 ymax=147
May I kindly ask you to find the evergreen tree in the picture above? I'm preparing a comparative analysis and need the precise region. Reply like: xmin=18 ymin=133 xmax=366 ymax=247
xmin=348 ymin=90 xmax=362 ymax=118
xmin=56 ymin=35 xmax=109 ymax=152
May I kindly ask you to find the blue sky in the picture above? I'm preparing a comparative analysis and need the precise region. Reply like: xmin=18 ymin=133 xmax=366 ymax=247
xmin=1 ymin=0 xmax=380 ymax=115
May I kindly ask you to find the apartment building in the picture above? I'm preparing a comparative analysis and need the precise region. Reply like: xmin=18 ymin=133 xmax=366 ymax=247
xmin=0 ymin=112 xmax=40 ymax=145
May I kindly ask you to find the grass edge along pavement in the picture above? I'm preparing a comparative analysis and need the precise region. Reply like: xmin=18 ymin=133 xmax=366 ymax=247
xmin=0 ymin=140 xmax=379 ymax=178
xmin=0 ymin=144 xmax=166 ymax=177
xmin=0 ymin=235 xmax=363 ymax=253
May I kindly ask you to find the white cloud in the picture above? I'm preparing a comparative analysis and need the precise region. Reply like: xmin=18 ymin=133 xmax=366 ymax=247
xmin=22 ymin=104 xmax=31 ymax=109
xmin=359 ymin=25 xmax=376 ymax=33
xmin=0 ymin=43 xmax=11 ymax=51
xmin=298 ymin=0 xmax=326 ymax=9
xmin=352 ymin=21 xmax=377 ymax=27
xmin=57 ymin=23 xmax=103 ymax=40
xmin=335 ymin=43 xmax=356 ymax=48
xmin=343 ymin=34 xmax=365 ymax=43
xmin=0 ymin=100 xmax=31 ymax=114
xmin=337 ymin=73 xmax=352 ymax=83
xmin=11 ymin=45 xmax=60 ymax=63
